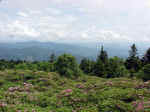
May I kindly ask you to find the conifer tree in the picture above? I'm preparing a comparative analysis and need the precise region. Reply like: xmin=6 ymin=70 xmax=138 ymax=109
xmin=129 ymin=44 xmax=137 ymax=57
xmin=50 ymin=53 xmax=56 ymax=63
xmin=125 ymin=44 xmax=141 ymax=75
xmin=142 ymin=48 xmax=150 ymax=65
xmin=94 ymin=46 xmax=108 ymax=77
xmin=80 ymin=58 xmax=95 ymax=74
xmin=97 ymin=46 xmax=108 ymax=64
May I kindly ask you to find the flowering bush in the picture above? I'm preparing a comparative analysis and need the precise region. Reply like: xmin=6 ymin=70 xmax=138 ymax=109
xmin=0 ymin=70 xmax=150 ymax=111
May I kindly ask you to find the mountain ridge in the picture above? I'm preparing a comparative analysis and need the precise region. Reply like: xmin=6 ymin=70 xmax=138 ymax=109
xmin=0 ymin=41 xmax=149 ymax=61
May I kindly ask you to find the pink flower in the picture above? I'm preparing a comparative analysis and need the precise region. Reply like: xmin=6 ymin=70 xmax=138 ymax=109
xmin=76 ymin=84 xmax=84 ymax=89
xmin=8 ymin=86 xmax=20 ymax=92
xmin=72 ymin=110 xmax=76 ymax=112
xmin=32 ymin=109 xmax=36 ymax=112
xmin=136 ymin=102 xmax=144 ymax=112
xmin=132 ymin=101 xmax=137 ymax=107
xmin=61 ymin=89 xmax=73 ymax=95
xmin=0 ymin=103 xmax=7 ymax=107
xmin=65 ymin=89 xmax=72 ymax=93
xmin=16 ymin=110 xmax=21 ymax=112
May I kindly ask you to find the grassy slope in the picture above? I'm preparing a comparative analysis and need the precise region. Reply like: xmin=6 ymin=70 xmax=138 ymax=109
xmin=0 ymin=70 xmax=150 ymax=112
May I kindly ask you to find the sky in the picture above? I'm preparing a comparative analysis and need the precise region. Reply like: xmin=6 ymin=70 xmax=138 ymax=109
xmin=0 ymin=0 xmax=150 ymax=43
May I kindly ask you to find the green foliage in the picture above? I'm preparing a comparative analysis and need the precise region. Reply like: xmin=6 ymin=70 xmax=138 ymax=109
xmin=107 ymin=57 xmax=129 ymax=78
xmin=0 ymin=70 xmax=150 ymax=112
xmin=0 ymin=43 xmax=150 ymax=80
xmin=129 ymin=44 xmax=137 ymax=57
xmin=125 ymin=57 xmax=141 ymax=72
xmin=93 ymin=60 xmax=107 ymax=77
xmin=55 ymin=54 xmax=82 ymax=77
xmin=143 ymin=48 xmax=150 ymax=65
xmin=93 ymin=46 xmax=108 ymax=77
xmin=80 ymin=58 xmax=95 ymax=74
xmin=49 ymin=53 xmax=56 ymax=63
xmin=137 ymin=64 xmax=150 ymax=81
xmin=93 ymin=48 xmax=129 ymax=78
xmin=2 ymin=43 xmax=150 ymax=111
xmin=97 ymin=45 xmax=108 ymax=64
xmin=125 ymin=44 xmax=142 ymax=76
xmin=15 ymin=63 xmax=28 ymax=70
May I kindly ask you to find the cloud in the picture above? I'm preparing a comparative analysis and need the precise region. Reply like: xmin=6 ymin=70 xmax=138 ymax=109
xmin=17 ymin=12 xmax=28 ymax=17
xmin=147 ymin=0 xmax=150 ymax=7
xmin=0 ymin=7 xmax=150 ymax=43
xmin=53 ymin=0 xmax=104 ymax=9
xmin=0 ymin=9 xmax=79 ymax=42
xmin=0 ymin=0 xmax=150 ymax=43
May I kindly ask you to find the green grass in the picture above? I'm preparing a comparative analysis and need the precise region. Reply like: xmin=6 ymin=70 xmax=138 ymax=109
xmin=0 ymin=70 xmax=150 ymax=112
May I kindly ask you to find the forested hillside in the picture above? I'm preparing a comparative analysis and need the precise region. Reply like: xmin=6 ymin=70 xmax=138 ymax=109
xmin=1 ymin=44 xmax=150 ymax=80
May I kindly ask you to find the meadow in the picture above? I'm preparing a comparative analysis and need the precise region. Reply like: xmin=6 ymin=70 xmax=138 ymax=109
xmin=0 ymin=70 xmax=150 ymax=112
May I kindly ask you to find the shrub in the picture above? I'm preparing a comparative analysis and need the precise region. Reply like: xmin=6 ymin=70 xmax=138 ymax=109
xmin=15 ymin=63 xmax=28 ymax=70
xmin=55 ymin=54 xmax=82 ymax=77
xmin=0 ymin=79 xmax=5 ymax=86
xmin=80 ymin=58 xmax=95 ymax=74
xmin=107 ymin=57 xmax=129 ymax=78
xmin=137 ymin=64 xmax=150 ymax=81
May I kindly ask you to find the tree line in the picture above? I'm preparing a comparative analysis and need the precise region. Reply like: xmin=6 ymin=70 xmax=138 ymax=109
xmin=1 ymin=44 xmax=150 ymax=80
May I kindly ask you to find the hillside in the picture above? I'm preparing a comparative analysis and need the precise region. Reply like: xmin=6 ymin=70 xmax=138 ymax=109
xmin=0 ymin=41 xmax=149 ymax=62
xmin=0 ymin=70 xmax=150 ymax=112
xmin=0 ymin=41 xmax=97 ymax=61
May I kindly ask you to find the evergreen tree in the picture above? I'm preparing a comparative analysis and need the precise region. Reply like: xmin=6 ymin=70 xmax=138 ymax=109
xmin=80 ymin=58 xmax=95 ymax=74
xmin=97 ymin=46 xmax=108 ymax=64
xmin=107 ymin=57 xmax=129 ymax=78
xmin=50 ymin=53 xmax=56 ymax=63
xmin=142 ymin=48 xmax=150 ymax=65
xmin=129 ymin=44 xmax=137 ymax=57
xmin=125 ymin=44 xmax=141 ymax=76
xmin=138 ymin=64 xmax=150 ymax=81
xmin=93 ymin=46 xmax=108 ymax=77
xmin=94 ymin=60 xmax=106 ymax=77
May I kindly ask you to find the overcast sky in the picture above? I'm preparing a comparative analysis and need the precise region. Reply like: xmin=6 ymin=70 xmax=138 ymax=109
xmin=0 ymin=0 xmax=150 ymax=43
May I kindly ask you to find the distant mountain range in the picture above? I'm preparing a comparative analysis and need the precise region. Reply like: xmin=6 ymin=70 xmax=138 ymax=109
xmin=0 ymin=41 xmax=97 ymax=61
xmin=0 ymin=41 xmax=149 ymax=61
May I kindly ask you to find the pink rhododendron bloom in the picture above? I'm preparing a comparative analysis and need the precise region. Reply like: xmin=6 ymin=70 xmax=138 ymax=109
xmin=136 ymin=102 xmax=144 ymax=112
xmin=61 ymin=89 xmax=73 ymax=95
xmin=0 ymin=103 xmax=7 ymax=107
xmin=76 ymin=84 xmax=84 ymax=89
xmin=65 ymin=89 xmax=72 ymax=93
xmin=132 ymin=101 xmax=137 ymax=107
